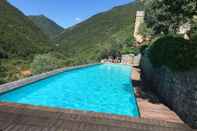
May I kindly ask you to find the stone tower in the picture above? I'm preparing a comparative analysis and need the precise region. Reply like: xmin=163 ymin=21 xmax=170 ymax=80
xmin=133 ymin=11 xmax=145 ymax=44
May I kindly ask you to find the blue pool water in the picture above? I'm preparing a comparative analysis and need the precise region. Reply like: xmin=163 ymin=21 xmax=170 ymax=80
xmin=0 ymin=64 xmax=139 ymax=117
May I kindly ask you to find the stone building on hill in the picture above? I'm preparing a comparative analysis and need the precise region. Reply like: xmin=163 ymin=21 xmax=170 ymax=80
xmin=133 ymin=11 xmax=145 ymax=45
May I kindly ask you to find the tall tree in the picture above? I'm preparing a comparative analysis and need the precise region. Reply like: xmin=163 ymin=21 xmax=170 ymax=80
xmin=145 ymin=0 xmax=197 ymax=35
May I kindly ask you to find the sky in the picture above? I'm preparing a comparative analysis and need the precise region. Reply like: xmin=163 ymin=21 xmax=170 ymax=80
xmin=8 ymin=0 xmax=133 ymax=28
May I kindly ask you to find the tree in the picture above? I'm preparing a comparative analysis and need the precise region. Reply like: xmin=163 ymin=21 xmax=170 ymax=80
xmin=30 ymin=53 xmax=65 ymax=74
xmin=145 ymin=0 xmax=197 ymax=35
xmin=138 ymin=23 xmax=154 ymax=37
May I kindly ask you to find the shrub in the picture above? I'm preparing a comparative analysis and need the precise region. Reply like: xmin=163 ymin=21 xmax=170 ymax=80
xmin=121 ymin=47 xmax=140 ymax=55
xmin=0 ymin=62 xmax=6 ymax=84
xmin=30 ymin=53 xmax=65 ymax=74
xmin=140 ymin=44 xmax=149 ymax=55
xmin=138 ymin=23 xmax=153 ymax=37
xmin=148 ymin=36 xmax=197 ymax=71
xmin=191 ymin=33 xmax=197 ymax=44
xmin=0 ymin=47 xmax=8 ymax=59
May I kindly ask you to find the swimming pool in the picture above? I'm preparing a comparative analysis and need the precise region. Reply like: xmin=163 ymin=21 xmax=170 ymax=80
xmin=0 ymin=64 xmax=139 ymax=117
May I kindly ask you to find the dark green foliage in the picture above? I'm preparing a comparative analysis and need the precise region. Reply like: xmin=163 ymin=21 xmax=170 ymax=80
xmin=0 ymin=47 xmax=8 ymax=58
xmin=121 ymin=36 xmax=140 ymax=55
xmin=140 ymin=44 xmax=149 ymax=55
xmin=124 ymin=37 xmax=134 ymax=47
xmin=29 ymin=15 xmax=64 ymax=39
xmin=0 ymin=1 xmax=51 ymax=59
xmin=138 ymin=23 xmax=153 ymax=37
xmin=0 ymin=61 xmax=6 ymax=84
xmin=145 ymin=0 xmax=197 ymax=34
xmin=55 ymin=1 xmax=143 ymax=62
xmin=121 ymin=47 xmax=139 ymax=55
xmin=149 ymin=36 xmax=197 ymax=71
xmin=191 ymin=33 xmax=197 ymax=43
xmin=191 ymin=21 xmax=197 ymax=42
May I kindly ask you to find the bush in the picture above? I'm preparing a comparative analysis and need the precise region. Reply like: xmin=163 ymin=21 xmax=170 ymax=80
xmin=31 ymin=53 xmax=65 ymax=74
xmin=148 ymin=36 xmax=197 ymax=71
xmin=121 ymin=47 xmax=140 ymax=55
xmin=191 ymin=33 xmax=197 ymax=44
xmin=0 ymin=62 xmax=6 ymax=84
xmin=0 ymin=47 xmax=8 ymax=59
xmin=140 ymin=44 xmax=149 ymax=55
xmin=138 ymin=23 xmax=153 ymax=37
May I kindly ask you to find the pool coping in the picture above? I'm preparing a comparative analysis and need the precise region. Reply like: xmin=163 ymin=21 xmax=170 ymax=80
xmin=0 ymin=63 xmax=100 ymax=94
xmin=0 ymin=101 xmax=190 ymax=129
xmin=130 ymin=68 xmax=141 ymax=117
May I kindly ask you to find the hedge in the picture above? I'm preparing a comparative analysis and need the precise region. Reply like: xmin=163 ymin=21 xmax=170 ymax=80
xmin=148 ymin=36 xmax=197 ymax=71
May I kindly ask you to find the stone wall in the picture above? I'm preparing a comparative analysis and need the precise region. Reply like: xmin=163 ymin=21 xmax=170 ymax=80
xmin=140 ymin=53 xmax=197 ymax=128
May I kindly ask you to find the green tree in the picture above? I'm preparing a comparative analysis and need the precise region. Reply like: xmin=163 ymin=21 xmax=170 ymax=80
xmin=149 ymin=36 xmax=197 ymax=71
xmin=30 ymin=53 xmax=65 ymax=74
xmin=145 ymin=0 xmax=197 ymax=35
xmin=138 ymin=23 xmax=153 ymax=37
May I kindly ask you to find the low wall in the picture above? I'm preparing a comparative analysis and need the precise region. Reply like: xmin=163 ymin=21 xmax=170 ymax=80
xmin=140 ymin=53 xmax=197 ymax=128
xmin=0 ymin=63 xmax=100 ymax=94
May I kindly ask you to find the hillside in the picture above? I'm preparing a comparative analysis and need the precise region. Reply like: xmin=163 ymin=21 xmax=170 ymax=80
xmin=0 ymin=0 xmax=51 ymax=59
xmin=29 ymin=15 xmax=64 ymax=39
xmin=55 ymin=1 xmax=143 ymax=63
xmin=0 ymin=0 xmax=143 ymax=83
xmin=0 ymin=0 xmax=52 ymax=83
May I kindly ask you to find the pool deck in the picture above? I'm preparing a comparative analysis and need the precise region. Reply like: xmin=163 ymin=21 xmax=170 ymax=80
xmin=0 ymin=64 xmax=194 ymax=131
xmin=0 ymin=102 xmax=192 ymax=131
xmin=132 ymin=66 xmax=184 ymax=123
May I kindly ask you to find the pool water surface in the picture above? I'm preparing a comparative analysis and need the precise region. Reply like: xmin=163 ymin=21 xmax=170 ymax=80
xmin=0 ymin=64 xmax=139 ymax=117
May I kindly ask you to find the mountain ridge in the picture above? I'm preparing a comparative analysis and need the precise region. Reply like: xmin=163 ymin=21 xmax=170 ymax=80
xmin=55 ymin=1 xmax=142 ymax=63
xmin=28 ymin=15 xmax=64 ymax=39
xmin=0 ymin=0 xmax=142 ymax=83
xmin=0 ymin=1 xmax=51 ymax=58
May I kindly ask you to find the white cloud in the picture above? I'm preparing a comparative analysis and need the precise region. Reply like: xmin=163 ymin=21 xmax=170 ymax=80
xmin=75 ymin=17 xmax=81 ymax=21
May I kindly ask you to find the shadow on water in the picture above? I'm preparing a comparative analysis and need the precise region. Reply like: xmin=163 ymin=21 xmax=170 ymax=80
xmin=122 ymin=83 xmax=132 ymax=93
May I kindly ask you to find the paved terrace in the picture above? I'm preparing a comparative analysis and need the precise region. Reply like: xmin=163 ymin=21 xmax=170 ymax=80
xmin=132 ymin=66 xmax=184 ymax=123
xmin=0 ymin=102 xmax=193 ymax=131
xmin=0 ymin=64 xmax=194 ymax=131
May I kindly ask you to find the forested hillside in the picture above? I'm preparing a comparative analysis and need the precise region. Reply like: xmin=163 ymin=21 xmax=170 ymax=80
xmin=0 ymin=0 xmax=52 ymax=83
xmin=55 ymin=1 xmax=143 ymax=63
xmin=0 ymin=1 xmax=51 ymax=59
xmin=0 ymin=0 xmax=142 ymax=83
xmin=29 ymin=15 xmax=64 ymax=39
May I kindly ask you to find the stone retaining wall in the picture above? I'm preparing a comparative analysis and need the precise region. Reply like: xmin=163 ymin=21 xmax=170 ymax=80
xmin=140 ymin=53 xmax=197 ymax=128
xmin=0 ymin=63 xmax=100 ymax=94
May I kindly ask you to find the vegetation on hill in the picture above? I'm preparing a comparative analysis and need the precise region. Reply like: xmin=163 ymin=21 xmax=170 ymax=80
xmin=0 ymin=1 xmax=53 ymax=83
xmin=30 ymin=53 xmax=66 ymax=74
xmin=0 ymin=0 xmax=143 ymax=84
xmin=0 ymin=61 xmax=6 ymax=84
xmin=0 ymin=1 xmax=51 ymax=59
xmin=29 ymin=15 xmax=64 ymax=39
xmin=55 ymin=1 xmax=143 ymax=63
